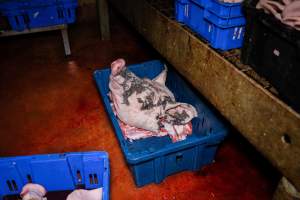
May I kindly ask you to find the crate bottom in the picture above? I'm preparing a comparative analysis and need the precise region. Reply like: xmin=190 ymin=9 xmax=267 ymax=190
xmin=210 ymin=25 xmax=244 ymax=51
xmin=131 ymin=143 xmax=220 ymax=187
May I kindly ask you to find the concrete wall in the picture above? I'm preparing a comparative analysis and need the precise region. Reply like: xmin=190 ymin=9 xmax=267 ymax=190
xmin=76 ymin=0 xmax=98 ymax=23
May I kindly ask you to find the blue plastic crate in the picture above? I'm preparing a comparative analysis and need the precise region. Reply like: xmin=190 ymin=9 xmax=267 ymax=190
xmin=206 ymin=0 xmax=243 ymax=18
xmin=26 ymin=4 xmax=77 ymax=29
xmin=25 ymin=6 xmax=64 ymax=28
xmin=186 ymin=0 xmax=245 ymax=50
xmin=94 ymin=60 xmax=228 ymax=187
xmin=0 ymin=0 xmax=77 ymax=31
xmin=210 ymin=24 xmax=245 ymax=50
xmin=203 ymin=9 xmax=245 ymax=50
xmin=204 ymin=9 xmax=245 ymax=27
xmin=0 ymin=151 xmax=110 ymax=200
xmin=186 ymin=1 xmax=211 ymax=42
xmin=174 ymin=0 xmax=189 ymax=23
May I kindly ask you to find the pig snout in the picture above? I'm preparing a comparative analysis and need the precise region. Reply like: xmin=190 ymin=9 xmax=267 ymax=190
xmin=111 ymin=58 xmax=126 ymax=76
xmin=21 ymin=183 xmax=47 ymax=200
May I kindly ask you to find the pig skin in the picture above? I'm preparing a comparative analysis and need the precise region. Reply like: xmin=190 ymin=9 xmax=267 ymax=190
xmin=109 ymin=59 xmax=197 ymax=142
xmin=256 ymin=0 xmax=300 ymax=30
xmin=21 ymin=183 xmax=47 ymax=200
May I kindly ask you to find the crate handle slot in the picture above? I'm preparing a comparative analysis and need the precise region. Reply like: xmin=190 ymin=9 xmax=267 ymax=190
xmin=202 ymin=118 xmax=205 ymax=127
xmin=93 ymin=174 xmax=98 ymax=184
xmin=11 ymin=180 xmax=18 ymax=191
xmin=76 ymin=170 xmax=82 ymax=182
xmin=61 ymin=9 xmax=64 ymax=18
xmin=14 ymin=16 xmax=19 ymax=26
xmin=89 ymin=174 xmax=94 ymax=184
xmin=57 ymin=9 xmax=64 ymax=19
xmin=27 ymin=174 xmax=32 ymax=183
xmin=68 ymin=9 xmax=71 ymax=17
xmin=57 ymin=9 xmax=60 ymax=18
xmin=6 ymin=180 xmax=13 ymax=191
xmin=176 ymin=153 xmax=183 ymax=162
xmin=23 ymin=14 xmax=30 ymax=25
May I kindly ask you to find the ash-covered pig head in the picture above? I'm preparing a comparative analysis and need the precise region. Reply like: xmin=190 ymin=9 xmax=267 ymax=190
xmin=109 ymin=59 xmax=198 ymax=139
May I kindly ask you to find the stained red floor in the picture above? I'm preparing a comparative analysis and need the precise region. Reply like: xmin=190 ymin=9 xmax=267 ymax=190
xmin=0 ymin=5 xmax=279 ymax=200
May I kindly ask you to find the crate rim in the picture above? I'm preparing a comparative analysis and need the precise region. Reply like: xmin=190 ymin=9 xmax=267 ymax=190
xmin=0 ymin=151 xmax=109 ymax=160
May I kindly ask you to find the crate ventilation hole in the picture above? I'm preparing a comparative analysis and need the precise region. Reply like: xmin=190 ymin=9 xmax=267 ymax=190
xmin=76 ymin=170 xmax=82 ymax=182
xmin=6 ymin=180 xmax=18 ymax=191
xmin=27 ymin=174 xmax=32 ymax=183
xmin=89 ymin=174 xmax=98 ymax=184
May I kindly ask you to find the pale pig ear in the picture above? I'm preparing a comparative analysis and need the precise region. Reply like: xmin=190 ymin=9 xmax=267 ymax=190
xmin=153 ymin=64 xmax=167 ymax=85
xmin=111 ymin=58 xmax=126 ymax=76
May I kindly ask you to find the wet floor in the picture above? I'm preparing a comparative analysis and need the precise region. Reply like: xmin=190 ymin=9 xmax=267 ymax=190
xmin=0 ymin=5 xmax=279 ymax=200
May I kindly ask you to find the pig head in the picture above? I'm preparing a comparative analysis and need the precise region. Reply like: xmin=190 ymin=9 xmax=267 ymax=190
xmin=109 ymin=59 xmax=197 ymax=139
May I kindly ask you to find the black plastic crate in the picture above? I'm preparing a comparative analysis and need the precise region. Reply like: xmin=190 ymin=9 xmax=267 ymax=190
xmin=241 ymin=2 xmax=300 ymax=113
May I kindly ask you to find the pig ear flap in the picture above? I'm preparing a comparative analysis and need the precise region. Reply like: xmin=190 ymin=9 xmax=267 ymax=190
xmin=166 ymin=103 xmax=198 ymax=124
xmin=153 ymin=64 xmax=167 ymax=85
xmin=111 ymin=58 xmax=126 ymax=76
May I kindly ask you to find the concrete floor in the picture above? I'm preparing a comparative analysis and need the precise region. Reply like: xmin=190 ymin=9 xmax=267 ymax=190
xmin=0 ymin=6 xmax=279 ymax=200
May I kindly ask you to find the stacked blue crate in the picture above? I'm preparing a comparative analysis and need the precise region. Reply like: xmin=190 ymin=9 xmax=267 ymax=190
xmin=204 ymin=0 xmax=245 ymax=50
xmin=0 ymin=0 xmax=78 ymax=31
xmin=175 ymin=0 xmax=246 ymax=50
xmin=174 ymin=0 xmax=189 ymax=23
xmin=187 ymin=0 xmax=212 ymax=42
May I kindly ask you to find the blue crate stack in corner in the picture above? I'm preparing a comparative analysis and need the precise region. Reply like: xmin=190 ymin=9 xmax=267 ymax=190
xmin=0 ymin=151 xmax=110 ymax=200
xmin=175 ymin=0 xmax=245 ymax=50
xmin=94 ymin=60 xmax=228 ymax=187
xmin=0 ymin=0 xmax=78 ymax=31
